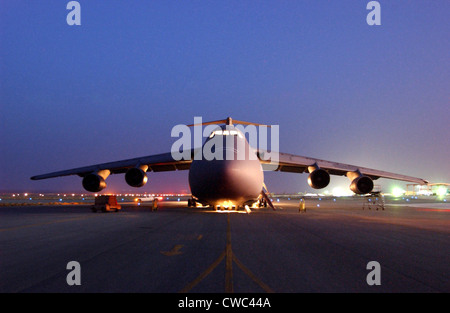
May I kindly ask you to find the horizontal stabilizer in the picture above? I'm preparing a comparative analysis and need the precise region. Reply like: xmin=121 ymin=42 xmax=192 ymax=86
xmin=187 ymin=117 xmax=270 ymax=128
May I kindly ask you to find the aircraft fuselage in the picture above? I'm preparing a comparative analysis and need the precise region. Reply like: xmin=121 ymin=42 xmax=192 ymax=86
xmin=188 ymin=125 xmax=264 ymax=208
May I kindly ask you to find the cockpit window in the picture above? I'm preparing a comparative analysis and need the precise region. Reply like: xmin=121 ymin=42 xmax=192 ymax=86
xmin=209 ymin=130 xmax=243 ymax=138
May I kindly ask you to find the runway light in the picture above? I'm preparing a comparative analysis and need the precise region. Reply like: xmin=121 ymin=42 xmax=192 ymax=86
xmin=392 ymin=187 xmax=405 ymax=197
xmin=332 ymin=187 xmax=352 ymax=197
xmin=436 ymin=186 xmax=448 ymax=197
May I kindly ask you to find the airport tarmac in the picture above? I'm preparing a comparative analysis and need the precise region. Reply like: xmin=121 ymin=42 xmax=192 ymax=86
xmin=0 ymin=196 xmax=449 ymax=293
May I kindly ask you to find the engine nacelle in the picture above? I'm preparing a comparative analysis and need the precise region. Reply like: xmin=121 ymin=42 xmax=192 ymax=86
xmin=125 ymin=167 xmax=148 ymax=187
xmin=349 ymin=175 xmax=374 ymax=194
xmin=82 ymin=174 xmax=107 ymax=192
xmin=307 ymin=168 xmax=330 ymax=189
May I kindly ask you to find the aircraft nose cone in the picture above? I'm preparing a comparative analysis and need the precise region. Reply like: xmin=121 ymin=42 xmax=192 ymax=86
xmin=188 ymin=158 xmax=263 ymax=205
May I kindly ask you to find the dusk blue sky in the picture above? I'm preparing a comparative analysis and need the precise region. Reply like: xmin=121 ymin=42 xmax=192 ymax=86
xmin=1 ymin=1 xmax=448 ymax=194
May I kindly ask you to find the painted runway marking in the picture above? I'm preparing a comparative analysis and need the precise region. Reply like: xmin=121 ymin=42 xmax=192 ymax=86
xmin=161 ymin=244 xmax=184 ymax=256
xmin=180 ymin=213 xmax=273 ymax=293
xmin=179 ymin=250 xmax=226 ymax=293
xmin=232 ymin=254 xmax=274 ymax=293
xmin=225 ymin=213 xmax=234 ymax=293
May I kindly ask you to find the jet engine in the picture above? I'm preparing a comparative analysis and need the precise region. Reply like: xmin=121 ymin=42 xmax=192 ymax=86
xmin=307 ymin=163 xmax=330 ymax=189
xmin=125 ymin=167 xmax=148 ymax=188
xmin=348 ymin=172 xmax=374 ymax=194
xmin=82 ymin=173 xmax=107 ymax=192
xmin=308 ymin=169 xmax=330 ymax=189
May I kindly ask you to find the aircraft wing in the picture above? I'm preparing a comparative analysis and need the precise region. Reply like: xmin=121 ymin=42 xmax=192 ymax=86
xmin=257 ymin=150 xmax=428 ymax=184
xmin=30 ymin=150 xmax=195 ymax=180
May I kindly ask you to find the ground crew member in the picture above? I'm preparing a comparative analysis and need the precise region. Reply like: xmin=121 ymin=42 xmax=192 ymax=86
xmin=299 ymin=197 xmax=306 ymax=213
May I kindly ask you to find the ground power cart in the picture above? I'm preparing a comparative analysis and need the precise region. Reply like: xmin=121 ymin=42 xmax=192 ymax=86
xmin=91 ymin=195 xmax=122 ymax=213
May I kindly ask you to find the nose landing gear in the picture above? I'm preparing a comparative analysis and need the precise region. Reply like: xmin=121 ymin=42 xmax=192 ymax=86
xmin=260 ymin=184 xmax=275 ymax=210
